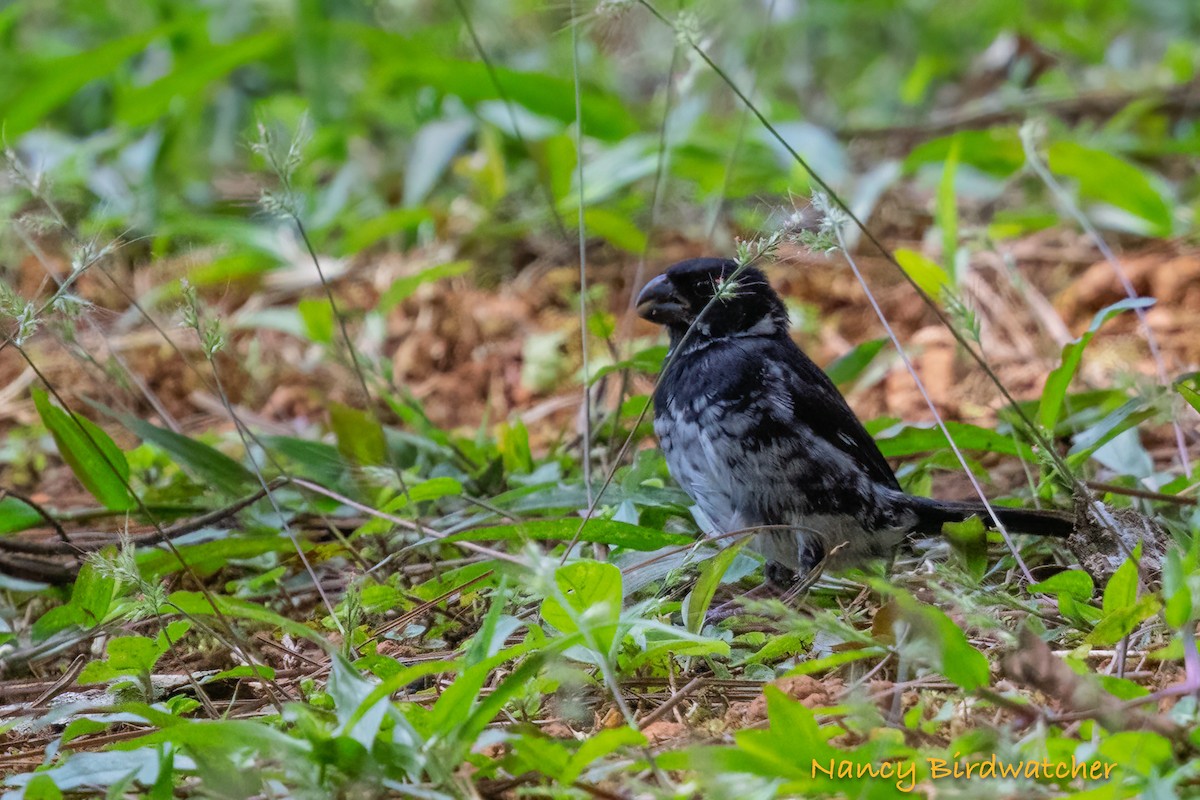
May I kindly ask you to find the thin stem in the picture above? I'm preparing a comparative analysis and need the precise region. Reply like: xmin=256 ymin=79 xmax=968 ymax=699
xmin=705 ymin=0 xmax=777 ymax=241
xmin=1021 ymin=126 xmax=1192 ymax=475
xmin=451 ymin=0 xmax=569 ymax=240
xmin=571 ymin=0 xmax=594 ymax=508
xmin=607 ymin=17 xmax=683 ymax=461
xmin=210 ymin=365 xmax=344 ymax=636
xmin=627 ymin=33 xmax=680 ymax=319
xmin=832 ymin=225 xmax=1036 ymax=584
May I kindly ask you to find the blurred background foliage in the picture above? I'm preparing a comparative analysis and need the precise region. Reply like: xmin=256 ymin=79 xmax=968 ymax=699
xmin=2 ymin=0 xmax=1197 ymax=281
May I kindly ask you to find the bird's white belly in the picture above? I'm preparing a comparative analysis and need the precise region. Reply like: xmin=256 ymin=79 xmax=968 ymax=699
xmin=658 ymin=407 xmax=909 ymax=572
xmin=659 ymin=416 xmax=743 ymax=535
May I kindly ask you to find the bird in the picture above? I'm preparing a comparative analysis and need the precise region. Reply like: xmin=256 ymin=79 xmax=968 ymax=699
xmin=635 ymin=256 xmax=1073 ymax=584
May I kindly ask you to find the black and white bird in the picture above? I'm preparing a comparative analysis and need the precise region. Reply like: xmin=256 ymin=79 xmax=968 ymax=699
xmin=635 ymin=257 xmax=1072 ymax=584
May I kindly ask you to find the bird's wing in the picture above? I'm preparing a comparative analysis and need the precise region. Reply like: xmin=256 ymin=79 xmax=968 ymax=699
xmin=756 ymin=338 xmax=902 ymax=492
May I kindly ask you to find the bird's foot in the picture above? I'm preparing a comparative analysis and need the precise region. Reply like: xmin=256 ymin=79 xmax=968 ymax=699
xmin=763 ymin=561 xmax=799 ymax=588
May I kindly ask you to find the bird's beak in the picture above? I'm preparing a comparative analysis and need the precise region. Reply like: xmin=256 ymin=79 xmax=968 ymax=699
xmin=635 ymin=273 xmax=686 ymax=324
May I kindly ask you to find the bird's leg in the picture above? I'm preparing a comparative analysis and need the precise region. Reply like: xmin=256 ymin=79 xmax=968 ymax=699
xmin=764 ymin=560 xmax=801 ymax=588
xmin=780 ymin=540 xmax=846 ymax=604
xmin=703 ymin=582 xmax=779 ymax=624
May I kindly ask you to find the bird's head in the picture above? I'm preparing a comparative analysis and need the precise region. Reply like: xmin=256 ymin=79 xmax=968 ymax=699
xmin=635 ymin=257 xmax=789 ymax=346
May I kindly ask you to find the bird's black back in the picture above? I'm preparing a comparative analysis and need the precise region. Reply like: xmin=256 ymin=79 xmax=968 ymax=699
xmin=656 ymin=330 xmax=902 ymax=497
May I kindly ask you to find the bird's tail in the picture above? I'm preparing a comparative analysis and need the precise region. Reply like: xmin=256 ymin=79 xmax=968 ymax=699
xmin=909 ymin=496 xmax=1074 ymax=538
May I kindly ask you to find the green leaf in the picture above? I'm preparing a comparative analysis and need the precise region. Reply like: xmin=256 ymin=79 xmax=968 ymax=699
xmin=30 ymin=561 xmax=116 ymax=641
xmin=824 ymin=338 xmax=887 ymax=386
xmin=1047 ymin=141 xmax=1173 ymax=236
xmin=443 ymin=519 xmax=693 ymax=551
xmin=351 ymin=24 xmax=636 ymax=140
xmin=1165 ymin=582 xmax=1193 ymax=631
xmin=497 ymin=419 xmax=534 ymax=475
xmin=377 ymin=260 xmax=472 ymax=313
xmin=91 ymin=401 xmax=255 ymax=496
xmin=1087 ymin=595 xmax=1161 ymax=646
xmin=79 ymin=635 xmax=163 ymax=683
xmin=297 ymin=298 xmax=335 ymax=344
xmin=507 ymin=734 xmax=571 ymax=782
xmin=539 ymin=134 xmax=577 ymax=201
xmin=684 ymin=538 xmax=750 ymax=634
xmin=187 ymin=252 xmax=279 ymax=286
xmin=561 ymin=727 xmax=646 ymax=785
xmin=115 ymin=31 xmax=286 ymax=127
xmin=785 ymin=648 xmax=884 ymax=677
xmin=464 ymin=578 xmax=512 ymax=667
xmin=741 ymin=630 xmax=811 ymax=665
xmin=936 ymin=136 xmax=960 ymax=282
xmin=1030 ymin=570 xmax=1095 ymax=601
xmin=1067 ymin=398 xmax=1156 ymax=463
xmin=72 ymin=561 xmax=118 ymax=624
xmin=0 ymin=24 xmax=175 ymax=136
xmin=1039 ymin=298 xmax=1156 ymax=431
xmin=621 ymin=630 xmax=730 ymax=669
xmin=112 ymin=715 xmax=309 ymax=763
xmin=406 ymin=116 xmax=479 ymax=206
xmin=582 ymin=208 xmax=646 ymax=253
xmin=905 ymin=127 xmax=1024 ymax=177
xmin=540 ymin=561 xmax=622 ymax=655
xmin=30 ymin=604 xmax=87 ymax=643
xmin=344 ymin=657 xmax=461 ymax=731
xmin=987 ymin=209 xmax=1060 ymax=240
xmin=0 ymin=496 xmax=44 ymax=534
xmin=885 ymin=586 xmax=990 ymax=690
xmin=137 ymin=536 xmax=299 ymax=579
xmin=1096 ymin=674 xmax=1150 ymax=700
xmin=1162 ymin=545 xmax=1200 ymax=629
xmin=59 ymin=718 xmax=111 ymax=749
xmin=454 ymin=652 xmax=547 ymax=760
xmin=900 ymin=53 xmax=938 ymax=105
xmin=328 ymin=403 xmax=388 ymax=467
xmin=167 ymin=591 xmax=329 ymax=647
xmin=1058 ymin=592 xmax=1104 ymax=627
xmin=1102 ymin=556 xmax=1139 ymax=616
xmin=33 ymin=388 xmax=132 ymax=511
xmin=944 ymin=516 xmax=987 ymax=581
xmin=22 ymin=775 xmax=62 ymax=800
xmin=872 ymin=420 xmax=1034 ymax=460
xmin=588 ymin=345 xmax=668 ymax=383
xmin=414 ymin=641 xmax=543 ymax=763
xmin=916 ymin=606 xmax=989 ymax=690
xmin=2 ymin=750 xmax=164 ymax=796
xmin=725 ymin=686 xmax=889 ymax=786
xmin=425 ymin=660 xmax=491 ymax=739
xmin=894 ymin=248 xmax=952 ymax=302
xmin=201 ymin=665 xmax=278 ymax=684
xmin=343 ymin=208 xmax=432 ymax=254
xmin=1095 ymin=730 xmax=1173 ymax=775
xmin=374 ymin=477 xmax=463 ymax=518
xmin=157 ymin=620 xmax=192 ymax=651
xmin=1176 ymin=374 xmax=1200 ymax=415
xmin=263 ymin=435 xmax=347 ymax=485
xmin=411 ymin=561 xmax=497 ymax=602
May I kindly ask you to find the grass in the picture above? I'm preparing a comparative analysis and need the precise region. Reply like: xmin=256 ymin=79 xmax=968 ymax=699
xmin=2 ymin=0 xmax=1200 ymax=797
